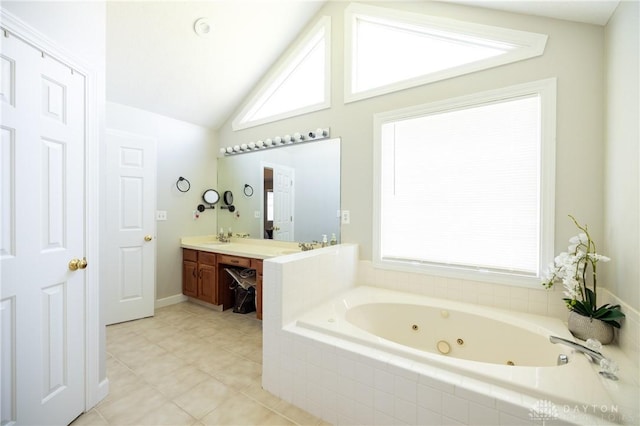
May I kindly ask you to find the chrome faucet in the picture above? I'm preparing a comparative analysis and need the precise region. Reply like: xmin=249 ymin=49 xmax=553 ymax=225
xmin=549 ymin=335 xmax=605 ymax=364
xmin=549 ymin=335 xmax=618 ymax=380
xmin=298 ymin=242 xmax=315 ymax=251
xmin=217 ymin=233 xmax=231 ymax=243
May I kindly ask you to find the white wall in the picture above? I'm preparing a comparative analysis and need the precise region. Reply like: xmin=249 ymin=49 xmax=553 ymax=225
xmin=106 ymin=102 xmax=218 ymax=301
xmin=2 ymin=1 xmax=106 ymax=69
xmin=604 ymin=1 xmax=640 ymax=311
xmin=218 ymin=1 xmax=605 ymax=264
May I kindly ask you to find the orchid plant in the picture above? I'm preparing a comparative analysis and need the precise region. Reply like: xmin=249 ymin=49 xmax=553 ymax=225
xmin=542 ymin=215 xmax=625 ymax=328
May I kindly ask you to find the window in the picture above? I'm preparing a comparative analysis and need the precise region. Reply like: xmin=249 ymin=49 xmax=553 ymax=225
xmin=373 ymin=79 xmax=556 ymax=286
xmin=345 ymin=3 xmax=548 ymax=102
xmin=232 ymin=17 xmax=331 ymax=130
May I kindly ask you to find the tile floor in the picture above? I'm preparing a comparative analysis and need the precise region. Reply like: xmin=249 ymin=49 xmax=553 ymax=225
xmin=72 ymin=301 xmax=324 ymax=426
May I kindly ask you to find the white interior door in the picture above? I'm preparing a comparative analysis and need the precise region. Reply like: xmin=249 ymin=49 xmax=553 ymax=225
xmin=273 ymin=165 xmax=294 ymax=241
xmin=104 ymin=129 xmax=156 ymax=325
xmin=1 ymin=31 xmax=86 ymax=425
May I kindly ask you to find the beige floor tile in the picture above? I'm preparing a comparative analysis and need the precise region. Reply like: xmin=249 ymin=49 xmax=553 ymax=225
xmin=125 ymin=316 xmax=171 ymax=331
xmin=193 ymin=348 xmax=239 ymax=375
xmin=172 ymin=377 xmax=236 ymax=419
xmin=144 ymin=365 xmax=213 ymax=399
xmin=74 ymin=301 xmax=319 ymax=425
xmin=70 ymin=408 xmax=108 ymax=425
xmin=211 ymin=357 xmax=262 ymax=391
xmin=115 ymin=342 xmax=168 ymax=370
xmin=274 ymin=400 xmax=324 ymax=426
xmin=200 ymin=393 xmax=294 ymax=426
xmin=130 ymin=401 xmax=197 ymax=425
xmin=181 ymin=302 xmax=218 ymax=316
xmin=140 ymin=324 xmax=184 ymax=342
xmin=241 ymin=382 xmax=289 ymax=411
xmin=106 ymin=333 xmax=154 ymax=356
xmin=155 ymin=331 xmax=204 ymax=352
xmin=133 ymin=350 xmax=187 ymax=379
xmin=98 ymin=384 xmax=168 ymax=425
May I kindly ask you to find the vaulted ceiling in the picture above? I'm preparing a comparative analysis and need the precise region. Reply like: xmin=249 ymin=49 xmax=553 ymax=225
xmin=106 ymin=1 xmax=619 ymax=130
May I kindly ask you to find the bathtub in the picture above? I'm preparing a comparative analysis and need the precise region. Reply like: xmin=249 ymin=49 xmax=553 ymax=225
xmin=289 ymin=286 xmax=632 ymax=424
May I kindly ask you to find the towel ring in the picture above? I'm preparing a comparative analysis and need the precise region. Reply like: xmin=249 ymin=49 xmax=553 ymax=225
xmin=244 ymin=184 xmax=254 ymax=197
xmin=176 ymin=176 xmax=191 ymax=193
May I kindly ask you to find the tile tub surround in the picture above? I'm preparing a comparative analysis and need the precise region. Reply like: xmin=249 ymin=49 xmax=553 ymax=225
xmin=263 ymin=247 xmax=639 ymax=425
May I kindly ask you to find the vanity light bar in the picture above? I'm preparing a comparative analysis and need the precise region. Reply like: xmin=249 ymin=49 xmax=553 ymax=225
xmin=220 ymin=128 xmax=330 ymax=156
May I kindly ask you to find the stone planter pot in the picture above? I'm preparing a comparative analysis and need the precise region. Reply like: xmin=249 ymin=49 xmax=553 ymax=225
xmin=568 ymin=311 xmax=614 ymax=345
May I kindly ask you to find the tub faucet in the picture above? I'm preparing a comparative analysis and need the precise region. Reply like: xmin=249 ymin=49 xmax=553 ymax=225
xmin=549 ymin=335 xmax=618 ymax=380
xmin=549 ymin=335 xmax=605 ymax=363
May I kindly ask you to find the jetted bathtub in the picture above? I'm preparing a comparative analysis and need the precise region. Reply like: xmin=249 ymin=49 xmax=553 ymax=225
xmin=292 ymin=286 xmax=630 ymax=424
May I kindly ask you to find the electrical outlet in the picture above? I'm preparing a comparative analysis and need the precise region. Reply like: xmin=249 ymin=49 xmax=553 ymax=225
xmin=341 ymin=210 xmax=350 ymax=224
xmin=156 ymin=210 xmax=167 ymax=221
xmin=254 ymin=210 xmax=261 ymax=218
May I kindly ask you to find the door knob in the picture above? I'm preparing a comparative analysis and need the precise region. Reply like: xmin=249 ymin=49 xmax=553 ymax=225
xmin=69 ymin=257 xmax=88 ymax=271
xmin=144 ymin=235 xmax=153 ymax=242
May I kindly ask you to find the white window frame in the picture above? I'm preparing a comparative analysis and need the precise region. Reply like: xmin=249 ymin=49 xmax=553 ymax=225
xmin=232 ymin=16 xmax=331 ymax=131
xmin=345 ymin=3 xmax=548 ymax=103
xmin=373 ymin=78 xmax=557 ymax=287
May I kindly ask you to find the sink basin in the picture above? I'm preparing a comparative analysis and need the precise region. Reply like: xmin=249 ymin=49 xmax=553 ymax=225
xmin=200 ymin=241 xmax=226 ymax=247
xmin=278 ymin=249 xmax=300 ymax=255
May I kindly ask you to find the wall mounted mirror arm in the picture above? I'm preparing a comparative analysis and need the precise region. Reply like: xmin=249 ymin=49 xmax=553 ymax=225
xmin=220 ymin=190 xmax=236 ymax=212
xmin=197 ymin=189 xmax=220 ymax=212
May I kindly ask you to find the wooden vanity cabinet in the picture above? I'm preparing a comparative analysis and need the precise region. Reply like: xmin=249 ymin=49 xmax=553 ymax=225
xmin=182 ymin=249 xmax=199 ymax=298
xmin=183 ymin=248 xmax=264 ymax=318
xmin=182 ymin=249 xmax=219 ymax=305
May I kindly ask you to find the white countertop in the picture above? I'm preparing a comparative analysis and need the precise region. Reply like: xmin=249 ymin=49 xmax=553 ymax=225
xmin=181 ymin=235 xmax=303 ymax=259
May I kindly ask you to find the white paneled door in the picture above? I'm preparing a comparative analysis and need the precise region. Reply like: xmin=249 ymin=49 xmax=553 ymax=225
xmin=104 ymin=130 xmax=156 ymax=325
xmin=272 ymin=164 xmax=294 ymax=241
xmin=1 ymin=32 xmax=86 ymax=425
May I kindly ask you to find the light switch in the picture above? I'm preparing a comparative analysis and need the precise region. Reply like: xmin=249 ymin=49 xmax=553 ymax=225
xmin=341 ymin=210 xmax=350 ymax=224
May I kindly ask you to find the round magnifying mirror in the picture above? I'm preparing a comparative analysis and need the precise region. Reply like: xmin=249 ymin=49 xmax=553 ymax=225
xmin=223 ymin=190 xmax=234 ymax=206
xmin=202 ymin=189 xmax=220 ymax=205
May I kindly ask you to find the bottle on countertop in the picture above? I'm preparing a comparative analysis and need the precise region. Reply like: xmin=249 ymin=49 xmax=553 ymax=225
xmin=330 ymin=233 xmax=337 ymax=245
xmin=322 ymin=234 xmax=328 ymax=247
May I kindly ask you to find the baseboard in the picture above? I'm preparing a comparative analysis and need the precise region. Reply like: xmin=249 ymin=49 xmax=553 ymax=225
xmin=155 ymin=293 xmax=188 ymax=309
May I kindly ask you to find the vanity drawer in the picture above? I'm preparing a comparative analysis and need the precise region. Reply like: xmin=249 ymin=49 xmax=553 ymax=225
xmin=217 ymin=254 xmax=251 ymax=268
xmin=198 ymin=251 xmax=217 ymax=266
xmin=183 ymin=248 xmax=198 ymax=262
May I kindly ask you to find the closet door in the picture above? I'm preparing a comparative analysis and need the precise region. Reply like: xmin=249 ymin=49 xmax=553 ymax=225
xmin=1 ymin=31 xmax=87 ymax=425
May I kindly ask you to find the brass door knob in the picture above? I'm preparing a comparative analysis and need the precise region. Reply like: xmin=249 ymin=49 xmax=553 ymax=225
xmin=69 ymin=257 xmax=88 ymax=271
xmin=144 ymin=235 xmax=153 ymax=242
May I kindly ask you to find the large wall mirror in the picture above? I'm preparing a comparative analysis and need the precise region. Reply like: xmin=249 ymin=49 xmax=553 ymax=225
xmin=217 ymin=138 xmax=341 ymax=243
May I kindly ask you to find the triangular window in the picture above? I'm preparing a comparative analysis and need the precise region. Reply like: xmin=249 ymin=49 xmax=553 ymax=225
xmin=345 ymin=3 xmax=548 ymax=102
xmin=233 ymin=17 xmax=331 ymax=130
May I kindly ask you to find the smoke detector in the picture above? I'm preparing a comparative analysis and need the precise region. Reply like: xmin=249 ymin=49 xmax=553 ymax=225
xmin=194 ymin=18 xmax=212 ymax=38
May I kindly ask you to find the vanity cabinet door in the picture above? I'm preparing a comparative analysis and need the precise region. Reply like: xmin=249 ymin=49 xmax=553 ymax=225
xmin=198 ymin=263 xmax=217 ymax=304
xmin=182 ymin=250 xmax=198 ymax=298
xmin=182 ymin=249 xmax=217 ymax=303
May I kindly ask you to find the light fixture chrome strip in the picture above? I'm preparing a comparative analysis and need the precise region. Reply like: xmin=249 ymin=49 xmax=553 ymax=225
xmin=220 ymin=128 xmax=330 ymax=156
